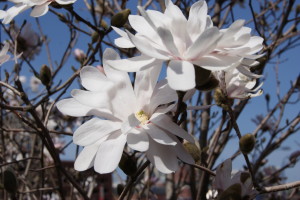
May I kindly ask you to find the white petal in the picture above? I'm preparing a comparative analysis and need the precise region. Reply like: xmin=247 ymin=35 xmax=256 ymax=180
xmin=74 ymin=144 xmax=99 ymax=171
xmin=175 ymin=142 xmax=195 ymax=164
xmin=112 ymin=27 xmax=135 ymax=48
xmin=56 ymin=98 xmax=115 ymax=119
xmin=2 ymin=4 xmax=30 ymax=24
xmin=134 ymin=64 xmax=162 ymax=111
xmin=126 ymin=31 xmax=170 ymax=60
xmin=106 ymin=54 xmax=161 ymax=72
xmin=30 ymin=3 xmax=50 ymax=17
xmin=150 ymin=113 xmax=195 ymax=143
xmin=192 ymin=55 xmax=242 ymax=70
xmin=143 ymin=123 xmax=176 ymax=146
xmin=146 ymin=138 xmax=178 ymax=173
xmin=187 ymin=0 xmax=208 ymax=41
xmin=157 ymin=27 xmax=180 ymax=57
xmin=127 ymin=128 xmax=149 ymax=152
xmin=185 ymin=27 xmax=221 ymax=60
xmin=167 ymin=60 xmax=195 ymax=91
xmin=120 ymin=113 xmax=140 ymax=134
xmin=80 ymin=66 xmax=114 ymax=92
xmin=237 ymin=65 xmax=262 ymax=79
xmin=56 ymin=0 xmax=76 ymax=5
xmin=71 ymin=89 xmax=110 ymax=108
xmin=73 ymin=118 xmax=121 ymax=146
xmin=94 ymin=132 xmax=126 ymax=174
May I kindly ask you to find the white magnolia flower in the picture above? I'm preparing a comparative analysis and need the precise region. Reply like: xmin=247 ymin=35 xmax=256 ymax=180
xmin=30 ymin=76 xmax=41 ymax=92
xmin=0 ymin=42 xmax=11 ymax=65
xmin=0 ymin=0 xmax=76 ymax=24
xmin=107 ymin=0 xmax=263 ymax=91
xmin=213 ymin=159 xmax=257 ymax=199
xmin=56 ymin=48 xmax=195 ymax=174
xmin=214 ymin=67 xmax=263 ymax=99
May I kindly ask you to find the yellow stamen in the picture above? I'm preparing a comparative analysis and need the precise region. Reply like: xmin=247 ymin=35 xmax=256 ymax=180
xmin=135 ymin=110 xmax=149 ymax=125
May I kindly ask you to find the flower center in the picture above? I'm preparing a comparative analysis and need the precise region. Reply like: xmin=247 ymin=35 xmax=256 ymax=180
xmin=135 ymin=110 xmax=149 ymax=125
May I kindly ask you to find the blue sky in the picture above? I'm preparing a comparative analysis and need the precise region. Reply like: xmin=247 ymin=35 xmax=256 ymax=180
xmin=1 ymin=0 xmax=299 ymax=183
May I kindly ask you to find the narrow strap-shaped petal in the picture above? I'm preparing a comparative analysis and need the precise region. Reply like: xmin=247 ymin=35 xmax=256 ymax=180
xmin=143 ymin=123 xmax=176 ymax=146
xmin=127 ymin=128 xmax=149 ymax=152
xmin=30 ymin=2 xmax=51 ymax=17
xmin=74 ymin=144 xmax=99 ymax=171
xmin=187 ymin=0 xmax=207 ymax=41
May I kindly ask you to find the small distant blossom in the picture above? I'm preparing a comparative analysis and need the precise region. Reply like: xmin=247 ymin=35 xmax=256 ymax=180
xmin=108 ymin=0 xmax=263 ymax=91
xmin=0 ymin=42 xmax=11 ymax=65
xmin=56 ymin=48 xmax=195 ymax=174
xmin=9 ymin=23 xmax=42 ymax=60
xmin=213 ymin=159 xmax=257 ymax=199
xmin=214 ymin=66 xmax=263 ymax=99
xmin=0 ymin=0 xmax=77 ymax=24
xmin=30 ymin=76 xmax=41 ymax=92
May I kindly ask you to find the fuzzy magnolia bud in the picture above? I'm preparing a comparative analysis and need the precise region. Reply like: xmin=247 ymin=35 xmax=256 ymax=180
xmin=217 ymin=183 xmax=242 ymax=200
xmin=118 ymin=153 xmax=137 ymax=176
xmin=74 ymin=48 xmax=86 ymax=63
xmin=213 ymin=88 xmax=233 ymax=111
xmin=3 ymin=168 xmax=18 ymax=194
xmin=239 ymin=134 xmax=256 ymax=154
xmin=111 ymin=9 xmax=131 ymax=28
xmin=196 ymin=75 xmax=219 ymax=91
xmin=39 ymin=64 xmax=52 ymax=86
xmin=194 ymin=65 xmax=211 ymax=87
xmin=100 ymin=20 xmax=109 ymax=30
xmin=91 ymin=31 xmax=99 ymax=44
xmin=183 ymin=142 xmax=201 ymax=162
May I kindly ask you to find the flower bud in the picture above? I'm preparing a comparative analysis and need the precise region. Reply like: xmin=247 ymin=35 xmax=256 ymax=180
xmin=3 ymin=168 xmax=18 ymax=194
xmin=39 ymin=64 xmax=52 ymax=86
xmin=118 ymin=153 xmax=137 ymax=176
xmin=213 ymin=88 xmax=233 ymax=111
xmin=91 ymin=31 xmax=99 ymax=44
xmin=74 ymin=48 xmax=86 ymax=63
xmin=196 ymin=75 xmax=219 ymax=91
xmin=217 ymin=183 xmax=242 ymax=200
xmin=296 ymin=5 xmax=300 ymax=14
xmin=194 ymin=65 xmax=211 ymax=87
xmin=239 ymin=134 xmax=256 ymax=154
xmin=100 ymin=20 xmax=109 ymax=30
xmin=111 ymin=9 xmax=131 ymax=28
xmin=183 ymin=142 xmax=201 ymax=162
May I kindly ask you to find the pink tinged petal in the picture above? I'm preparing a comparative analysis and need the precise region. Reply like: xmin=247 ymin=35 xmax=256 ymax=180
xmin=237 ymin=65 xmax=262 ymax=79
xmin=94 ymin=132 xmax=126 ymax=174
xmin=187 ymin=0 xmax=208 ymax=41
xmin=56 ymin=98 xmax=115 ymax=119
xmin=30 ymin=2 xmax=50 ymax=17
xmin=185 ymin=27 xmax=221 ymax=60
xmin=106 ymin=55 xmax=161 ymax=72
xmin=112 ymin=27 xmax=135 ymax=48
xmin=74 ymin=144 xmax=99 ymax=171
xmin=127 ymin=128 xmax=149 ymax=152
xmin=192 ymin=55 xmax=242 ymax=70
xmin=134 ymin=64 xmax=162 ymax=111
xmin=126 ymin=31 xmax=170 ymax=60
xmin=146 ymin=138 xmax=179 ymax=173
xmin=73 ymin=118 xmax=121 ymax=146
xmin=143 ymin=123 xmax=176 ymax=146
xmin=167 ymin=60 xmax=195 ymax=91
xmin=80 ymin=66 xmax=114 ymax=92
xmin=150 ymin=113 xmax=195 ymax=143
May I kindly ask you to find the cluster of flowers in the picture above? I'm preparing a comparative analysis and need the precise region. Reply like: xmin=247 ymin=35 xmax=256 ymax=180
xmin=57 ymin=0 xmax=264 ymax=174
xmin=0 ymin=0 xmax=263 ymax=179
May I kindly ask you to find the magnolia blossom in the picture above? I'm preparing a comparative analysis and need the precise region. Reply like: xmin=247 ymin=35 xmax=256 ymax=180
xmin=56 ymin=48 xmax=195 ymax=174
xmin=213 ymin=159 xmax=257 ymax=199
xmin=107 ymin=0 xmax=263 ymax=91
xmin=0 ymin=42 xmax=10 ymax=65
xmin=214 ymin=66 xmax=263 ymax=99
xmin=0 ymin=0 xmax=76 ymax=24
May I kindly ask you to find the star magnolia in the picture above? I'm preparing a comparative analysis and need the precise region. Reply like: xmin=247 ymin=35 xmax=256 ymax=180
xmin=107 ymin=0 xmax=263 ymax=91
xmin=215 ymin=66 xmax=263 ymax=99
xmin=0 ymin=0 xmax=76 ymax=24
xmin=56 ymin=48 xmax=195 ymax=174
